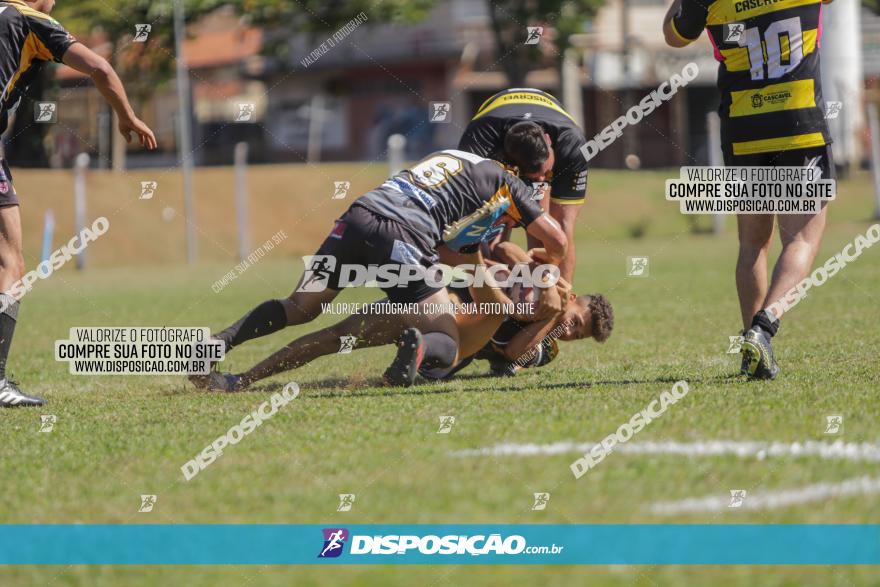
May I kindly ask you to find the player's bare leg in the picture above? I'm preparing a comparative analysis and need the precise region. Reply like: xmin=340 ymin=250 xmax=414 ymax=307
xmin=382 ymin=288 xmax=461 ymax=387
xmin=735 ymin=214 xmax=775 ymax=329
xmin=236 ymin=305 xmax=405 ymax=388
xmin=455 ymin=312 xmax=506 ymax=358
xmin=762 ymin=206 xmax=827 ymax=321
xmin=189 ymin=273 xmax=339 ymax=389
xmin=0 ymin=206 xmax=44 ymax=407
xmin=739 ymin=205 xmax=827 ymax=380
xmin=229 ymin=288 xmax=460 ymax=389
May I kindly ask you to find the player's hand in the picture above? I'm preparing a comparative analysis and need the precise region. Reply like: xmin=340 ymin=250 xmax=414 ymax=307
xmin=534 ymin=283 xmax=563 ymax=321
xmin=119 ymin=116 xmax=157 ymax=150
xmin=555 ymin=276 xmax=572 ymax=304
xmin=527 ymin=247 xmax=549 ymax=263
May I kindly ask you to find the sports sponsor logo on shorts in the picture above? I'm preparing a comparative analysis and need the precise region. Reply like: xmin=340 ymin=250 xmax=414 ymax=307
xmin=329 ymin=221 xmax=347 ymax=239
xmin=391 ymin=239 xmax=423 ymax=265
xmin=0 ymin=161 xmax=9 ymax=195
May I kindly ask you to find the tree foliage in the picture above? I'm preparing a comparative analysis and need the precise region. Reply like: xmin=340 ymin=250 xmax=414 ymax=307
xmin=487 ymin=0 xmax=604 ymax=87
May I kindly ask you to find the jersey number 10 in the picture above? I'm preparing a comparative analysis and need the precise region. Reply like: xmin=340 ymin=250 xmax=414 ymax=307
xmin=736 ymin=16 xmax=803 ymax=81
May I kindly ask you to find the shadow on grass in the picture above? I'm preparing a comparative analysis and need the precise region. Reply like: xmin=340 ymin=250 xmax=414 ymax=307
xmin=166 ymin=368 xmax=743 ymax=399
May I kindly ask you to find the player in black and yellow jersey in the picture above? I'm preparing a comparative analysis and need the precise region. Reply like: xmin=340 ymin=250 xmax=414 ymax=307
xmin=458 ymin=88 xmax=588 ymax=283
xmin=0 ymin=0 xmax=156 ymax=406
xmin=664 ymin=0 xmax=834 ymax=380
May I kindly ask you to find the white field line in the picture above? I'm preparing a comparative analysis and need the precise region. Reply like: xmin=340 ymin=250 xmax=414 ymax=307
xmin=649 ymin=475 xmax=880 ymax=514
xmin=449 ymin=440 xmax=880 ymax=463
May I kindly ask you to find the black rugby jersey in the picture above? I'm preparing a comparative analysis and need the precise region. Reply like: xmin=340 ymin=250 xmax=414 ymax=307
xmin=0 ymin=0 xmax=76 ymax=135
xmin=458 ymin=88 xmax=589 ymax=204
xmin=356 ymin=149 xmax=544 ymax=247
xmin=671 ymin=0 xmax=830 ymax=155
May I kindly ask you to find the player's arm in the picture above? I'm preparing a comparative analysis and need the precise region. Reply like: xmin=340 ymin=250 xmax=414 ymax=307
xmin=549 ymin=202 xmax=580 ymax=283
xmin=511 ymin=183 xmax=567 ymax=321
xmin=501 ymin=318 xmax=558 ymax=364
xmin=61 ymin=44 xmax=157 ymax=150
xmin=493 ymin=241 xmax=532 ymax=266
xmin=525 ymin=214 xmax=567 ymax=268
xmin=546 ymin=135 xmax=587 ymax=282
xmin=663 ymin=0 xmax=708 ymax=48
xmin=460 ymin=249 xmax=514 ymax=312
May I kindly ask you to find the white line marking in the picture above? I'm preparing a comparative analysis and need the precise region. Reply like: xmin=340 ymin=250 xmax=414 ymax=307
xmin=649 ymin=476 xmax=880 ymax=514
xmin=450 ymin=440 xmax=880 ymax=463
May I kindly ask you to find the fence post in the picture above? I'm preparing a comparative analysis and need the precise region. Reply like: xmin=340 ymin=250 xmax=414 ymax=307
xmin=74 ymin=153 xmax=90 ymax=270
xmin=388 ymin=134 xmax=406 ymax=176
xmin=234 ymin=142 xmax=250 ymax=262
xmin=706 ymin=112 xmax=724 ymax=235
xmin=41 ymin=209 xmax=55 ymax=264
xmin=868 ymin=103 xmax=880 ymax=220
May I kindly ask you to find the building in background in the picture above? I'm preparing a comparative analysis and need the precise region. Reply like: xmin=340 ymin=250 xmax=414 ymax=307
xmin=13 ymin=0 xmax=878 ymax=169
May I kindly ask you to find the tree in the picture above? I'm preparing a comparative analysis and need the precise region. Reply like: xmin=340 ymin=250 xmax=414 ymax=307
xmin=486 ymin=0 xmax=604 ymax=87
xmin=54 ymin=0 xmax=229 ymax=105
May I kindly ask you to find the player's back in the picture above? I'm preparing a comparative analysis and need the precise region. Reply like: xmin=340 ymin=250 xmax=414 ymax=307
xmin=0 ymin=1 xmax=75 ymax=134
xmin=459 ymin=88 xmax=583 ymax=158
xmin=677 ymin=0 xmax=829 ymax=155
xmin=355 ymin=149 xmax=541 ymax=247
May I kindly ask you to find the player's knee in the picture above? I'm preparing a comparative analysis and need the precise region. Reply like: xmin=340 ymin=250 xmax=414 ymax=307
xmin=738 ymin=238 xmax=770 ymax=260
xmin=0 ymin=249 xmax=25 ymax=282
xmin=282 ymin=296 xmax=321 ymax=325
xmin=422 ymin=331 xmax=458 ymax=370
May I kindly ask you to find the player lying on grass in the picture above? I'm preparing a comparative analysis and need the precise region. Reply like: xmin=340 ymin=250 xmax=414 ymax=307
xmin=421 ymin=245 xmax=614 ymax=380
xmin=190 ymin=149 xmax=568 ymax=391
xmin=0 ymin=0 xmax=156 ymax=407
xmin=195 ymin=248 xmax=570 ymax=391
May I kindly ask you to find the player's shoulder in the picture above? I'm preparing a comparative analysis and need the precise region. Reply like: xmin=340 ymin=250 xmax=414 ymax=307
xmin=6 ymin=1 xmax=58 ymax=23
xmin=554 ymin=126 xmax=589 ymax=164
xmin=439 ymin=149 xmax=508 ymax=174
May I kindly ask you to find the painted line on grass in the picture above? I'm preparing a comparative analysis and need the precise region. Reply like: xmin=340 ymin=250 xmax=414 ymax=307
xmin=649 ymin=475 xmax=880 ymax=514
xmin=450 ymin=440 xmax=880 ymax=463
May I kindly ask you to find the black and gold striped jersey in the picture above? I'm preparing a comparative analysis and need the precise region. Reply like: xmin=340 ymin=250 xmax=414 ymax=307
xmin=458 ymin=88 xmax=589 ymax=204
xmin=0 ymin=0 xmax=76 ymax=135
xmin=672 ymin=0 xmax=831 ymax=156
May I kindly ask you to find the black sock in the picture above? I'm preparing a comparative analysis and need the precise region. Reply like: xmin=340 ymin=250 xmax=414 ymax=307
xmin=0 ymin=295 xmax=19 ymax=381
xmin=421 ymin=332 xmax=458 ymax=370
xmin=216 ymin=299 xmax=287 ymax=351
xmin=751 ymin=310 xmax=779 ymax=337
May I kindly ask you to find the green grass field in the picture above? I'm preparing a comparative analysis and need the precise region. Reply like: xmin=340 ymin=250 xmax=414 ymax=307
xmin=1 ymin=166 xmax=879 ymax=585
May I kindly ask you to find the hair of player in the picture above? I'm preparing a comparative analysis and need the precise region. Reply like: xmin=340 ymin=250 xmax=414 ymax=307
xmin=583 ymin=294 xmax=614 ymax=343
xmin=503 ymin=121 xmax=550 ymax=175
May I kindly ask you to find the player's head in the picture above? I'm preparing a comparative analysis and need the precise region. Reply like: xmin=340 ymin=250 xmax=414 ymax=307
xmin=27 ymin=0 xmax=56 ymax=13
xmin=558 ymin=293 xmax=614 ymax=342
xmin=503 ymin=121 xmax=554 ymax=181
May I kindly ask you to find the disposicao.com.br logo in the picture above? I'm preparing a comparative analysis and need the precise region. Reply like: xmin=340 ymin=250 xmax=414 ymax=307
xmin=317 ymin=528 xmax=564 ymax=558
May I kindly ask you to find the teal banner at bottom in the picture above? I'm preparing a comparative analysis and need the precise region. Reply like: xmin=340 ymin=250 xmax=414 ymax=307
xmin=2 ymin=524 xmax=878 ymax=565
